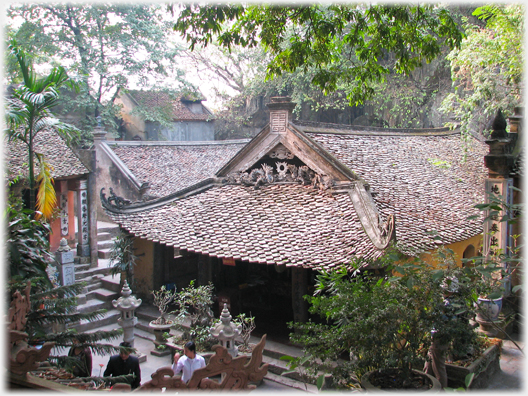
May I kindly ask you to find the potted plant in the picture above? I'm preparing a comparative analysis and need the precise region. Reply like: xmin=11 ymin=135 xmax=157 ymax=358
xmin=109 ymin=231 xmax=141 ymax=289
xmin=471 ymin=263 xmax=506 ymax=322
xmin=149 ymin=285 xmax=177 ymax=353
xmin=169 ymin=281 xmax=217 ymax=351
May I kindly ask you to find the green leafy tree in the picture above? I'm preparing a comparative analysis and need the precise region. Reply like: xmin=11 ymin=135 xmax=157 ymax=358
xmin=5 ymin=39 xmax=79 ymax=219
xmin=173 ymin=3 xmax=463 ymax=106
xmin=440 ymin=4 xmax=524 ymax=138
xmin=7 ymin=3 xmax=191 ymax=142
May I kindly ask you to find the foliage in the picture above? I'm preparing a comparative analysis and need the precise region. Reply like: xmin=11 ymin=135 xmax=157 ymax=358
xmin=8 ymin=276 xmax=126 ymax=377
xmin=151 ymin=285 xmax=177 ymax=325
xmin=5 ymin=39 xmax=80 ymax=218
xmin=171 ymin=281 xmax=216 ymax=350
xmin=173 ymin=3 xmax=463 ymax=106
xmin=288 ymin=246 xmax=490 ymax=389
xmin=6 ymin=3 xmax=192 ymax=142
xmin=440 ymin=4 xmax=524 ymax=138
xmin=109 ymin=231 xmax=141 ymax=289
xmin=234 ymin=313 xmax=256 ymax=350
xmin=6 ymin=196 xmax=55 ymax=282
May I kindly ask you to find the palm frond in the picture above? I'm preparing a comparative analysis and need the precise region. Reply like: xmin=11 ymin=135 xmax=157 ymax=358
xmin=31 ymin=282 xmax=86 ymax=300
xmin=8 ymin=38 xmax=36 ymax=88
xmin=35 ymin=153 xmax=57 ymax=220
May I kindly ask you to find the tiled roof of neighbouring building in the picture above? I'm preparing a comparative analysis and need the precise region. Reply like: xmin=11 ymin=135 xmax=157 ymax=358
xmin=124 ymin=90 xmax=213 ymax=121
xmin=5 ymin=129 xmax=89 ymax=180
xmin=109 ymin=141 xmax=249 ymax=198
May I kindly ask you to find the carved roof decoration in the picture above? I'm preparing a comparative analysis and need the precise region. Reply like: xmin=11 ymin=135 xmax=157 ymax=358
xmin=5 ymin=129 xmax=89 ymax=180
xmin=102 ymin=98 xmax=488 ymax=267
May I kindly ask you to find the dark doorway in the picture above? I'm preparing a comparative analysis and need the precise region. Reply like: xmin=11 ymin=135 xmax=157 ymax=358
xmin=214 ymin=260 xmax=294 ymax=344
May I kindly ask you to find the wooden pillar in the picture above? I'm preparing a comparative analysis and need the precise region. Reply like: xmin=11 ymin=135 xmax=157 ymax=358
xmin=197 ymin=255 xmax=213 ymax=285
xmin=291 ymin=266 xmax=308 ymax=324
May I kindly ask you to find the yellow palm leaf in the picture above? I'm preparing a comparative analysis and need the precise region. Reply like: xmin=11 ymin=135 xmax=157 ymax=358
xmin=35 ymin=154 xmax=57 ymax=220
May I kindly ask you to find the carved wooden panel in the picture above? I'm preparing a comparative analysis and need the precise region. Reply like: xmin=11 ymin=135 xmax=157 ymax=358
xmin=138 ymin=335 xmax=269 ymax=391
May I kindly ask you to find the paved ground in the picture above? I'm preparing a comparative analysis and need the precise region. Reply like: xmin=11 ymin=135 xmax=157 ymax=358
xmin=486 ymin=336 xmax=525 ymax=392
xmin=91 ymin=323 xmax=306 ymax=392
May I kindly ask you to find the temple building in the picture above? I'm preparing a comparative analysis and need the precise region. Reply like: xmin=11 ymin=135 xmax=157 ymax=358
xmin=97 ymin=97 xmax=491 ymax=338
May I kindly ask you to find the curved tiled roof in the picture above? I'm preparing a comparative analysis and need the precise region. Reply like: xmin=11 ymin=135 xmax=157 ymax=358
xmin=104 ymin=120 xmax=489 ymax=267
xmin=5 ymin=129 xmax=89 ymax=180
xmin=303 ymin=126 xmax=488 ymax=255
xmin=109 ymin=141 xmax=248 ymax=197
xmin=107 ymin=184 xmax=384 ymax=271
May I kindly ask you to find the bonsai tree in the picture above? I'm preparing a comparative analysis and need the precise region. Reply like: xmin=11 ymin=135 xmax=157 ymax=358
xmin=171 ymin=281 xmax=216 ymax=350
xmin=234 ymin=313 xmax=256 ymax=352
xmin=151 ymin=285 xmax=177 ymax=325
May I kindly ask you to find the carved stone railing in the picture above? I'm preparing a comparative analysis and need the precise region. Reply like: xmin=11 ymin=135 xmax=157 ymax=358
xmin=137 ymin=335 xmax=269 ymax=391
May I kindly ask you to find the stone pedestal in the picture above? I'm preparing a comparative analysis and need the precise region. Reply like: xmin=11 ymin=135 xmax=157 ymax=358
xmin=149 ymin=322 xmax=173 ymax=357
xmin=55 ymin=238 xmax=75 ymax=286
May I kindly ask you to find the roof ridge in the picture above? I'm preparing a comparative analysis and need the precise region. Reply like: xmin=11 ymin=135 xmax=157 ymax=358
xmin=294 ymin=120 xmax=459 ymax=136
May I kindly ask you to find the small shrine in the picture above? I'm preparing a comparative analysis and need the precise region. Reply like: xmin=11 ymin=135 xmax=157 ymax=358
xmin=210 ymin=303 xmax=242 ymax=357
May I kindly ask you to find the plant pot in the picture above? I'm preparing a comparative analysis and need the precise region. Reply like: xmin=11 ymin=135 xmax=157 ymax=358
xmin=149 ymin=320 xmax=173 ymax=342
xmin=361 ymin=368 xmax=442 ymax=392
xmin=476 ymin=297 xmax=503 ymax=322
xmin=445 ymin=340 xmax=502 ymax=389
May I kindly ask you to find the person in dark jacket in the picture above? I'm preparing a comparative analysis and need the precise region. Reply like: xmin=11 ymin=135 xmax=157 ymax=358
xmin=68 ymin=339 xmax=92 ymax=377
xmin=104 ymin=342 xmax=141 ymax=389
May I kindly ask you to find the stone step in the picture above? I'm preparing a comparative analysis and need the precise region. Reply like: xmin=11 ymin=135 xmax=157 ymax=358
xmin=75 ymin=266 xmax=111 ymax=281
xmin=264 ymin=371 xmax=319 ymax=393
xmin=97 ymin=240 xmax=114 ymax=250
xmin=84 ymin=280 xmax=103 ymax=294
xmin=88 ymin=287 xmax=120 ymax=302
xmin=71 ymin=309 xmax=121 ymax=333
xmin=98 ymin=232 xmax=116 ymax=243
xmin=101 ymin=274 xmax=122 ymax=293
xmin=97 ymin=225 xmax=121 ymax=236
xmin=75 ymin=263 xmax=91 ymax=272
xmin=98 ymin=248 xmax=112 ymax=260
xmin=76 ymin=297 xmax=112 ymax=314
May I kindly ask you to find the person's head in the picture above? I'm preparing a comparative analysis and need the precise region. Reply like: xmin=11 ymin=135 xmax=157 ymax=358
xmin=119 ymin=342 xmax=132 ymax=360
xmin=183 ymin=341 xmax=196 ymax=359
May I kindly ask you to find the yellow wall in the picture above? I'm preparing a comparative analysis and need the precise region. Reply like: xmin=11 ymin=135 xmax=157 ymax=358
xmin=417 ymin=234 xmax=483 ymax=268
xmin=114 ymin=93 xmax=147 ymax=140
xmin=132 ymin=237 xmax=154 ymax=298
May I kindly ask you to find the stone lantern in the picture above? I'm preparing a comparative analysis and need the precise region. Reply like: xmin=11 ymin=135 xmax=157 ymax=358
xmin=112 ymin=281 xmax=142 ymax=347
xmin=210 ymin=303 xmax=242 ymax=357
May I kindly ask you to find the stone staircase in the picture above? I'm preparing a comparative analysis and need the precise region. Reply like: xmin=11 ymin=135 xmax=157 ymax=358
xmin=71 ymin=222 xmax=123 ymax=333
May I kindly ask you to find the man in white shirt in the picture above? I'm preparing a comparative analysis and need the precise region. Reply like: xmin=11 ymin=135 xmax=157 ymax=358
xmin=172 ymin=341 xmax=206 ymax=383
